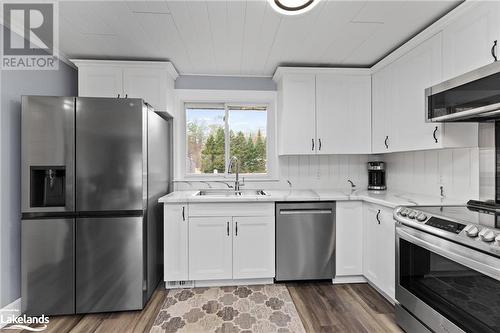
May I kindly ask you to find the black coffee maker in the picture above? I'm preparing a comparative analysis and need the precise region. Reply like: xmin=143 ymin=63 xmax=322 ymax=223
xmin=368 ymin=162 xmax=386 ymax=191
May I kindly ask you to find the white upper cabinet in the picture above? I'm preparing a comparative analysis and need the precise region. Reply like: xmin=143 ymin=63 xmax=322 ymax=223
xmin=372 ymin=32 xmax=478 ymax=153
xmin=373 ymin=33 xmax=443 ymax=153
xmin=123 ymin=67 xmax=169 ymax=112
xmin=276 ymin=73 xmax=317 ymax=155
xmin=77 ymin=66 xmax=123 ymax=98
xmin=274 ymin=68 xmax=372 ymax=155
xmin=442 ymin=1 xmax=500 ymax=81
xmin=372 ymin=65 xmax=394 ymax=153
xmin=391 ymin=32 xmax=444 ymax=152
xmin=72 ymin=60 xmax=178 ymax=111
xmin=316 ymin=73 xmax=371 ymax=154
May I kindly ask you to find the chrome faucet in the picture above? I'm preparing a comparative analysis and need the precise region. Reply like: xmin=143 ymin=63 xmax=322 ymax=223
xmin=228 ymin=156 xmax=244 ymax=192
xmin=347 ymin=179 xmax=356 ymax=190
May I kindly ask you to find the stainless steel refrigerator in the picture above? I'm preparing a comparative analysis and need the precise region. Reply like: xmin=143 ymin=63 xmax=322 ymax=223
xmin=21 ymin=96 xmax=172 ymax=315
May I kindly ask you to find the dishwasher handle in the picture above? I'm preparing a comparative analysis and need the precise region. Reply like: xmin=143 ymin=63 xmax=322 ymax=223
xmin=279 ymin=209 xmax=332 ymax=215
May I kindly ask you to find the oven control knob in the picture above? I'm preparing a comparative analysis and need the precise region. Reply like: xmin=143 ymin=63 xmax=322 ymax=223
xmin=479 ymin=229 xmax=495 ymax=242
xmin=416 ymin=213 xmax=427 ymax=222
xmin=464 ymin=224 xmax=479 ymax=237
xmin=399 ymin=209 xmax=408 ymax=217
xmin=408 ymin=211 xmax=417 ymax=219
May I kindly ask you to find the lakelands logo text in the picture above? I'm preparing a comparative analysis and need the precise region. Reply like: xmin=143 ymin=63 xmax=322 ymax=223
xmin=1 ymin=313 xmax=49 ymax=331
xmin=2 ymin=2 xmax=59 ymax=70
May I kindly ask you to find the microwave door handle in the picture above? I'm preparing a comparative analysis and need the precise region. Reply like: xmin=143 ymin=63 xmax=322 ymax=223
xmin=429 ymin=102 xmax=500 ymax=121
xmin=396 ymin=226 xmax=500 ymax=280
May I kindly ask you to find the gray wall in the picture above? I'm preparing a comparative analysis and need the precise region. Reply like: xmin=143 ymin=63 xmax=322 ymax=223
xmin=0 ymin=42 xmax=77 ymax=307
xmin=175 ymin=75 xmax=276 ymax=91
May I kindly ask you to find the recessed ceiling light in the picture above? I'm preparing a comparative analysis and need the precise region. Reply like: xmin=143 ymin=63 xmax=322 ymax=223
xmin=269 ymin=0 xmax=320 ymax=15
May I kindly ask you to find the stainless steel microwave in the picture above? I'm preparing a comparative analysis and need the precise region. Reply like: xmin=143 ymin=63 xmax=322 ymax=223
xmin=426 ymin=61 xmax=500 ymax=122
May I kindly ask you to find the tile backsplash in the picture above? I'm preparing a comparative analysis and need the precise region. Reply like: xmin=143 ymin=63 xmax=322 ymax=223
xmin=382 ymin=148 xmax=479 ymax=201
xmin=175 ymin=148 xmax=480 ymax=201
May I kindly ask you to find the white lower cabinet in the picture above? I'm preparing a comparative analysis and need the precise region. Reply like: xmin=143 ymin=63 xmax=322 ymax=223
xmin=335 ymin=201 xmax=363 ymax=277
xmin=164 ymin=204 xmax=188 ymax=281
xmin=232 ymin=216 xmax=275 ymax=279
xmin=189 ymin=217 xmax=233 ymax=280
xmin=363 ymin=203 xmax=395 ymax=301
xmin=164 ymin=202 xmax=275 ymax=284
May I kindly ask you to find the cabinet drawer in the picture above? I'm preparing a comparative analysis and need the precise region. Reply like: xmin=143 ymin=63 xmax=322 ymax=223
xmin=189 ymin=203 xmax=275 ymax=217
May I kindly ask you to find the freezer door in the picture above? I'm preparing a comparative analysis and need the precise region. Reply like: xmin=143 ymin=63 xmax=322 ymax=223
xmin=21 ymin=96 xmax=75 ymax=213
xmin=21 ymin=218 xmax=75 ymax=315
xmin=75 ymin=98 xmax=144 ymax=212
xmin=76 ymin=217 xmax=143 ymax=313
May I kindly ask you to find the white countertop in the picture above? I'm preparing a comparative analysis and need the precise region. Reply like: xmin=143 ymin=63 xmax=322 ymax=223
xmin=159 ymin=189 xmax=465 ymax=208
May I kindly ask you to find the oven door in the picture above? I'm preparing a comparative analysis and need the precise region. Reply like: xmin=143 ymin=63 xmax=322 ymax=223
xmin=396 ymin=225 xmax=500 ymax=333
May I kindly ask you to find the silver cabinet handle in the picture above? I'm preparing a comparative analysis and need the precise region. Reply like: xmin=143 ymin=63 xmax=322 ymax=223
xmin=492 ymin=40 xmax=498 ymax=62
xmin=311 ymin=138 xmax=315 ymax=151
xmin=384 ymin=136 xmax=389 ymax=149
xmin=182 ymin=206 xmax=185 ymax=221
xmin=433 ymin=126 xmax=438 ymax=143
xmin=376 ymin=210 xmax=381 ymax=224
xmin=319 ymin=138 xmax=322 ymax=151
xmin=235 ymin=222 xmax=238 ymax=236
xmin=279 ymin=209 xmax=332 ymax=215
xmin=227 ymin=222 xmax=230 ymax=236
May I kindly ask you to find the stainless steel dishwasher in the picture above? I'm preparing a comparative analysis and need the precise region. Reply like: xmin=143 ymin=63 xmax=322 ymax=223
xmin=276 ymin=202 xmax=335 ymax=281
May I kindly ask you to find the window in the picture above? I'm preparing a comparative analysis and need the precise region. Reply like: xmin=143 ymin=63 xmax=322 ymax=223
xmin=186 ymin=103 xmax=268 ymax=176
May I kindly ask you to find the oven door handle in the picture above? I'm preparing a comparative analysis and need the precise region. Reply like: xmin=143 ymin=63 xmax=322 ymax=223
xmin=397 ymin=225 xmax=500 ymax=280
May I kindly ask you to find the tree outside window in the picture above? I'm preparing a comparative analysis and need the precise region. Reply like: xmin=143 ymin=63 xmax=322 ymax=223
xmin=186 ymin=104 xmax=267 ymax=175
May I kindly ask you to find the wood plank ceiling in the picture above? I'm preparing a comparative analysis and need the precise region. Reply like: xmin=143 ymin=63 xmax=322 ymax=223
xmin=59 ymin=0 xmax=460 ymax=76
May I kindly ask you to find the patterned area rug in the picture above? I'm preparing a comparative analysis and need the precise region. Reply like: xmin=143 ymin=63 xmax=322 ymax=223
xmin=150 ymin=285 xmax=306 ymax=333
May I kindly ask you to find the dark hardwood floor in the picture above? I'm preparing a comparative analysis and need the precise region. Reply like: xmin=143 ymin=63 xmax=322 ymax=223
xmin=9 ymin=282 xmax=402 ymax=333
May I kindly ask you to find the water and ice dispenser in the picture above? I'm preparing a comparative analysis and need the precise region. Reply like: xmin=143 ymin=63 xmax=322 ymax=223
xmin=30 ymin=166 xmax=66 ymax=207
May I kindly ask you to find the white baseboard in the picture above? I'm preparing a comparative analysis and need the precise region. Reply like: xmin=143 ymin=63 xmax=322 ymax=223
xmin=165 ymin=278 xmax=274 ymax=289
xmin=365 ymin=279 xmax=396 ymax=305
xmin=0 ymin=298 xmax=21 ymax=329
xmin=332 ymin=275 xmax=367 ymax=284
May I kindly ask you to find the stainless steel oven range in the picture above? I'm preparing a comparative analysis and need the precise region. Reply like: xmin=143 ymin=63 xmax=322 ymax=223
xmin=393 ymin=205 xmax=500 ymax=333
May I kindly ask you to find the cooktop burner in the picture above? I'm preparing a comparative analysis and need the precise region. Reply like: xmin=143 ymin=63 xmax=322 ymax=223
xmin=394 ymin=205 xmax=500 ymax=257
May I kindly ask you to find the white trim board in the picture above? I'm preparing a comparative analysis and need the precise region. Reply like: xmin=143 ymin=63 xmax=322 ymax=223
xmin=0 ymin=298 xmax=21 ymax=329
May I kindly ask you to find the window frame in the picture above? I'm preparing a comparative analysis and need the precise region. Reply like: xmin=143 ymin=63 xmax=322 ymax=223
xmin=175 ymin=89 xmax=277 ymax=181
xmin=185 ymin=103 xmax=270 ymax=177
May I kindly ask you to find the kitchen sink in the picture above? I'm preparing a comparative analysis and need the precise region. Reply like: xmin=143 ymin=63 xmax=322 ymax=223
xmin=195 ymin=189 xmax=269 ymax=197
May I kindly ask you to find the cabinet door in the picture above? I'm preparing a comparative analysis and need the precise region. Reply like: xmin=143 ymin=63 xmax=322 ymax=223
xmin=316 ymin=74 xmax=371 ymax=154
xmin=335 ymin=201 xmax=363 ymax=276
xmin=78 ymin=66 xmax=123 ymax=98
xmin=189 ymin=217 xmax=233 ymax=280
xmin=443 ymin=1 xmax=500 ymax=80
xmin=278 ymin=74 xmax=317 ymax=155
xmin=123 ymin=67 xmax=168 ymax=110
xmin=363 ymin=204 xmax=380 ymax=283
xmin=164 ymin=204 xmax=188 ymax=281
xmin=372 ymin=65 xmax=395 ymax=153
xmin=363 ymin=204 xmax=395 ymax=301
xmin=392 ymin=33 xmax=443 ymax=151
xmin=232 ymin=216 xmax=275 ymax=279
xmin=378 ymin=208 xmax=396 ymax=300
